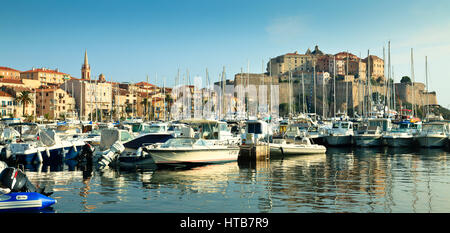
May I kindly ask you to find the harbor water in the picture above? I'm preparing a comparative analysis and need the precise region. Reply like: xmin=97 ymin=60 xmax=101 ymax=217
xmin=25 ymin=147 xmax=450 ymax=213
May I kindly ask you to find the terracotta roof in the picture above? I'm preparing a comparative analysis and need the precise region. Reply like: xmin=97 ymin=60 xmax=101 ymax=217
xmin=36 ymin=88 xmax=58 ymax=93
xmin=0 ymin=66 xmax=21 ymax=73
xmin=363 ymin=55 xmax=383 ymax=61
xmin=135 ymin=81 xmax=156 ymax=87
xmin=0 ymin=79 xmax=23 ymax=84
xmin=22 ymin=68 xmax=69 ymax=76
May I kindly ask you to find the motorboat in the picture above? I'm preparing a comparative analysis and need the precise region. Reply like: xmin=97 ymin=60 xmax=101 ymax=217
xmin=283 ymin=117 xmax=326 ymax=145
xmin=269 ymin=138 xmax=326 ymax=156
xmin=144 ymin=138 xmax=240 ymax=166
xmin=0 ymin=192 xmax=56 ymax=211
xmin=324 ymin=121 xmax=354 ymax=146
xmin=6 ymin=123 xmax=84 ymax=164
xmin=415 ymin=121 xmax=450 ymax=148
xmin=354 ymin=118 xmax=392 ymax=147
xmin=383 ymin=120 xmax=421 ymax=147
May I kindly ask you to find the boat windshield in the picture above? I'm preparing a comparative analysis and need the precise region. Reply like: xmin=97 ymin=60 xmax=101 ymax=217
xmin=422 ymin=124 xmax=445 ymax=132
xmin=12 ymin=124 xmax=39 ymax=136
xmin=143 ymin=125 xmax=166 ymax=133
xmin=247 ymin=123 xmax=262 ymax=134
xmin=399 ymin=123 xmax=410 ymax=129
xmin=161 ymin=138 xmax=197 ymax=148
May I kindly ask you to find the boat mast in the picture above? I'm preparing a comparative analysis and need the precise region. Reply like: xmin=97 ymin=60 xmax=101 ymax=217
xmin=410 ymin=48 xmax=415 ymax=117
xmin=392 ymin=65 xmax=396 ymax=114
xmin=302 ymin=72 xmax=306 ymax=114
xmin=367 ymin=50 xmax=371 ymax=118
xmin=247 ymin=60 xmax=250 ymax=119
xmin=388 ymin=41 xmax=391 ymax=117
xmin=288 ymin=66 xmax=292 ymax=119
xmin=269 ymin=59 xmax=272 ymax=118
xmin=425 ymin=56 xmax=429 ymax=119
xmin=333 ymin=55 xmax=336 ymax=119
xmin=383 ymin=45 xmax=386 ymax=117
xmin=313 ymin=60 xmax=316 ymax=120
xmin=322 ymin=68 xmax=325 ymax=119
xmin=346 ymin=50 xmax=349 ymax=117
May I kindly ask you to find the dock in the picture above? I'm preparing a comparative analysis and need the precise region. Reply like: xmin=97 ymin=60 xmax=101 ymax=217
xmin=238 ymin=143 xmax=270 ymax=162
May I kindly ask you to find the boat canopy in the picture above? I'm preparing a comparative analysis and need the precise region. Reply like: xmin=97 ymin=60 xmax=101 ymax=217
xmin=160 ymin=138 xmax=211 ymax=148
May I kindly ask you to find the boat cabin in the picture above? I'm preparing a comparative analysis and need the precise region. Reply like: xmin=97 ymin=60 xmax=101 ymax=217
xmin=241 ymin=120 xmax=271 ymax=144
xmin=368 ymin=118 xmax=392 ymax=132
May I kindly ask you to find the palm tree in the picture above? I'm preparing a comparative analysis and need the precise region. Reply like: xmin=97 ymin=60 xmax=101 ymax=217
xmin=141 ymin=98 xmax=148 ymax=120
xmin=164 ymin=93 xmax=173 ymax=120
xmin=15 ymin=91 xmax=33 ymax=117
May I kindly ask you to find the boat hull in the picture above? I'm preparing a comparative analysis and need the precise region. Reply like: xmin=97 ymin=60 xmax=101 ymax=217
xmin=148 ymin=148 xmax=240 ymax=165
xmin=269 ymin=144 xmax=326 ymax=156
xmin=15 ymin=145 xmax=83 ymax=165
xmin=117 ymin=155 xmax=157 ymax=169
xmin=324 ymin=135 xmax=352 ymax=146
xmin=354 ymin=135 xmax=383 ymax=147
xmin=384 ymin=136 xmax=414 ymax=147
xmin=416 ymin=135 xmax=448 ymax=148
xmin=0 ymin=192 xmax=56 ymax=211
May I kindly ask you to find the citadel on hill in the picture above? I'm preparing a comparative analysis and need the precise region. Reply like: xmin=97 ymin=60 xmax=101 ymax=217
xmin=234 ymin=45 xmax=438 ymax=118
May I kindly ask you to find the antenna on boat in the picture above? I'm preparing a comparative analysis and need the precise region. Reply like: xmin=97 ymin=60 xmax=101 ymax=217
xmin=425 ymin=56 xmax=429 ymax=120
xmin=410 ymin=48 xmax=415 ymax=117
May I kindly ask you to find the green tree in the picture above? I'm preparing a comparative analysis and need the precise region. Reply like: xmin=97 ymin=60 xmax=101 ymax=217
xmin=400 ymin=76 xmax=412 ymax=84
xmin=15 ymin=91 xmax=33 ymax=117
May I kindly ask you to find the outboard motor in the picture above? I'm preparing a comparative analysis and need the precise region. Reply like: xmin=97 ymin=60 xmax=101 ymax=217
xmin=76 ymin=143 xmax=95 ymax=165
xmin=97 ymin=142 xmax=125 ymax=169
xmin=0 ymin=166 xmax=53 ymax=196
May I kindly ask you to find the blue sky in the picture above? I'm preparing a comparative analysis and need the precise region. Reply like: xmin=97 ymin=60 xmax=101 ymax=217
xmin=1 ymin=0 xmax=450 ymax=106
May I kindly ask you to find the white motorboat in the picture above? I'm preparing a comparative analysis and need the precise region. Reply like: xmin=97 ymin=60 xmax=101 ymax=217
xmin=354 ymin=125 xmax=383 ymax=147
xmin=383 ymin=120 xmax=421 ymax=147
xmin=145 ymin=138 xmax=240 ymax=166
xmin=354 ymin=118 xmax=392 ymax=147
xmin=324 ymin=121 xmax=354 ymax=146
xmin=415 ymin=121 xmax=450 ymax=148
xmin=269 ymin=138 xmax=326 ymax=156
xmin=7 ymin=123 xmax=85 ymax=164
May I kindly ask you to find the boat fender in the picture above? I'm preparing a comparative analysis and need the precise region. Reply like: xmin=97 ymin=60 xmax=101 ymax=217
xmin=136 ymin=147 xmax=143 ymax=157
xmin=62 ymin=148 xmax=67 ymax=160
xmin=45 ymin=148 xmax=50 ymax=158
xmin=0 ymin=147 xmax=11 ymax=161
xmin=279 ymin=146 xmax=285 ymax=159
xmin=72 ymin=145 xmax=77 ymax=153
xmin=36 ymin=151 xmax=43 ymax=164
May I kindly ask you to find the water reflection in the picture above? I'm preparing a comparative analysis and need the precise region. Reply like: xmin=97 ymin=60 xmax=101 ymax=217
xmin=18 ymin=147 xmax=450 ymax=213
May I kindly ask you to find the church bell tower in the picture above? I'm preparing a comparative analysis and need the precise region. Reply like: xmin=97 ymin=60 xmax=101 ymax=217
xmin=81 ymin=50 xmax=91 ymax=80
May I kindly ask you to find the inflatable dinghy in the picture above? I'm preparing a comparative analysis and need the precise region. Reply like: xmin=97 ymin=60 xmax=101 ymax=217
xmin=0 ymin=192 xmax=56 ymax=211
